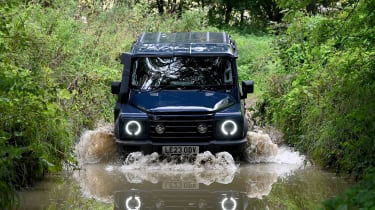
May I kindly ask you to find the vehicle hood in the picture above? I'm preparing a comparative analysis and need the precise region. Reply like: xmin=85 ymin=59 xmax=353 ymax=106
xmin=129 ymin=90 xmax=236 ymax=113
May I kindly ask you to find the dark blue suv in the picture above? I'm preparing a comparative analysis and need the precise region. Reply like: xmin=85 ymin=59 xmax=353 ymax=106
xmin=111 ymin=32 xmax=254 ymax=157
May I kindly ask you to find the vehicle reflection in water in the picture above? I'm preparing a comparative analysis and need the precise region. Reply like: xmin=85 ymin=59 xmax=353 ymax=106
xmin=74 ymin=149 xmax=304 ymax=210
xmin=115 ymin=190 xmax=243 ymax=210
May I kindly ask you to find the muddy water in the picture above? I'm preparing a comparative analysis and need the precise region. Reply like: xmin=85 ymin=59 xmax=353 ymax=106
xmin=18 ymin=124 xmax=351 ymax=210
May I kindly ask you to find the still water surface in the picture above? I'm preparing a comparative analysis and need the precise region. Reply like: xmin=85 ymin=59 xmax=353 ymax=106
xmin=18 ymin=125 xmax=351 ymax=210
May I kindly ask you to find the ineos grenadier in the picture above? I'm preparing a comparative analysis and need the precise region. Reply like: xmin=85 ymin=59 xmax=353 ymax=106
xmin=111 ymin=32 xmax=254 ymax=157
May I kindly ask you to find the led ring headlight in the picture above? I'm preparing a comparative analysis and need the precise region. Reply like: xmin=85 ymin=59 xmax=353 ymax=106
xmin=125 ymin=121 xmax=142 ymax=136
xmin=221 ymin=197 xmax=237 ymax=210
xmin=125 ymin=195 xmax=141 ymax=210
xmin=221 ymin=120 xmax=238 ymax=136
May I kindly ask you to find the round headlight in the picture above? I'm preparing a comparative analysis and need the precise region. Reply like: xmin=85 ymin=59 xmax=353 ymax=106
xmin=126 ymin=195 xmax=141 ymax=210
xmin=221 ymin=120 xmax=238 ymax=136
xmin=197 ymin=123 xmax=208 ymax=134
xmin=125 ymin=121 xmax=142 ymax=136
xmin=221 ymin=197 xmax=237 ymax=210
xmin=155 ymin=123 xmax=165 ymax=134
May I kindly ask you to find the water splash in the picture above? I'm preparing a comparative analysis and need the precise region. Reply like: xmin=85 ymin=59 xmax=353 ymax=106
xmin=73 ymin=124 xmax=307 ymax=202
xmin=267 ymin=145 xmax=306 ymax=165
xmin=75 ymin=123 xmax=116 ymax=164
xmin=118 ymin=151 xmax=238 ymax=185
xmin=245 ymin=131 xmax=278 ymax=163
xmin=75 ymin=123 xmax=305 ymax=166
xmin=244 ymin=130 xmax=305 ymax=165
xmin=122 ymin=151 xmax=237 ymax=170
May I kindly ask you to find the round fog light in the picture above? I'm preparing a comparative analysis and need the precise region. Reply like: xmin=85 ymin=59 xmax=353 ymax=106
xmin=155 ymin=123 xmax=165 ymax=134
xmin=197 ymin=123 xmax=208 ymax=134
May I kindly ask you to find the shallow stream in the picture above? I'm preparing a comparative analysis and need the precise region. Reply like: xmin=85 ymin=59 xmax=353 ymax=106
xmin=18 ymin=124 xmax=351 ymax=210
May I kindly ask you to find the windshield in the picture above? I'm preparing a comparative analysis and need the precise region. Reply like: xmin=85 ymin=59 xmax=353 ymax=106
xmin=130 ymin=57 xmax=234 ymax=91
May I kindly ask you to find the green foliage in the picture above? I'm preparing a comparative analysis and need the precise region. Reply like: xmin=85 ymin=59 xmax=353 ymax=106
xmin=260 ymin=0 xmax=375 ymax=174
xmin=207 ymin=0 xmax=282 ymax=28
xmin=324 ymin=169 xmax=375 ymax=209
xmin=255 ymin=1 xmax=375 ymax=207
xmin=0 ymin=2 xmax=79 ymax=208
xmin=0 ymin=0 xmax=212 ymax=208
xmin=232 ymin=33 xmax=275 ymax=91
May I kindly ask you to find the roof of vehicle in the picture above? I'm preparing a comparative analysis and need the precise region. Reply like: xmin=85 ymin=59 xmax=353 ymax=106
xmin=130 ymin=32 xmax=237 ymax=57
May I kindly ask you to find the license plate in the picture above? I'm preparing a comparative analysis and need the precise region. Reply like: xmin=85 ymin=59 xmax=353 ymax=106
xmin=162 ymin=146 xmax=199 ymax=155
xmin=162 ymin=181 xmax=199 ymax=190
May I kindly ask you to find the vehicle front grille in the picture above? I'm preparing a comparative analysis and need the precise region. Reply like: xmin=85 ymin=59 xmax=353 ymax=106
xmin=149 ymin=114 xmax=214 ymax=142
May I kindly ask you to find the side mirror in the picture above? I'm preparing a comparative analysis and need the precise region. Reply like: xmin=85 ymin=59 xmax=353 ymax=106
xmin=111 ymin=81 xmax=121 ymax=94
xmin=241 ymin=80 xmax=254 ymax=99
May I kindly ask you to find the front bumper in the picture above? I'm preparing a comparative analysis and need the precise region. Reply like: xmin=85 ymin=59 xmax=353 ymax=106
xmin=115 ymin=138 xmax=247 ymax=155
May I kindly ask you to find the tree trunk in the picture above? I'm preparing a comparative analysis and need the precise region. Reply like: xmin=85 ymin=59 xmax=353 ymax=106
xmin=242 ymin=9 xmax=249 ymax=25
xmin=306 ymin=0 xmax=318 ymax=15
xmin=260 ymin=0 xmax=283 ymax=22
xmin=179 ymin=0 xmax=184 ymax=17
xmin=156 ymin=0 xmax=164 ymax=15
xmin=224 ymin=4 xmax=232 ymax=24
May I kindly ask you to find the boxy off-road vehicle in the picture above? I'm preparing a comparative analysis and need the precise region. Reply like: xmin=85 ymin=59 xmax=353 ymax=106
xmin=111 ymin=32 xmax=254 ymax=157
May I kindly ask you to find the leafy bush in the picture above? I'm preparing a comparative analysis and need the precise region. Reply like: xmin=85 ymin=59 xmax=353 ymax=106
xmin=254 ymin=2 xmax=374 ymax=207
xmin=0 ymin=2 xmax=76 ymax=208
xmin=233 ymin=33 xmax=276 ymax=92
xmin=0 ymin=0 xmax=212 ymax=208
xmin=324 ymin=169 xmax=375 ymax=209
xmin=260 ymin=0 xmax=375 ymax=175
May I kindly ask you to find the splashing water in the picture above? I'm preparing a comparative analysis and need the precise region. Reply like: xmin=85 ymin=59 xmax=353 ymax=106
xmin=244 ymin=130 xmax=306 ymax=165
xmin=122 ymin=151 xmax=237 ymax=170
xmin=117 ymin=151 xmax=238 ymax=185
xmin=75 ymin=124 xmax=240 ymax=186
xmin=75 ymin=123 xmax=305 ymax=166
xmin=245 ymin=131 xmax=278 ymax=163
xmin=73 ymin=124 xmax=308 ymax=202
xmin=75 ymin=123 xmax=117 ymax=164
